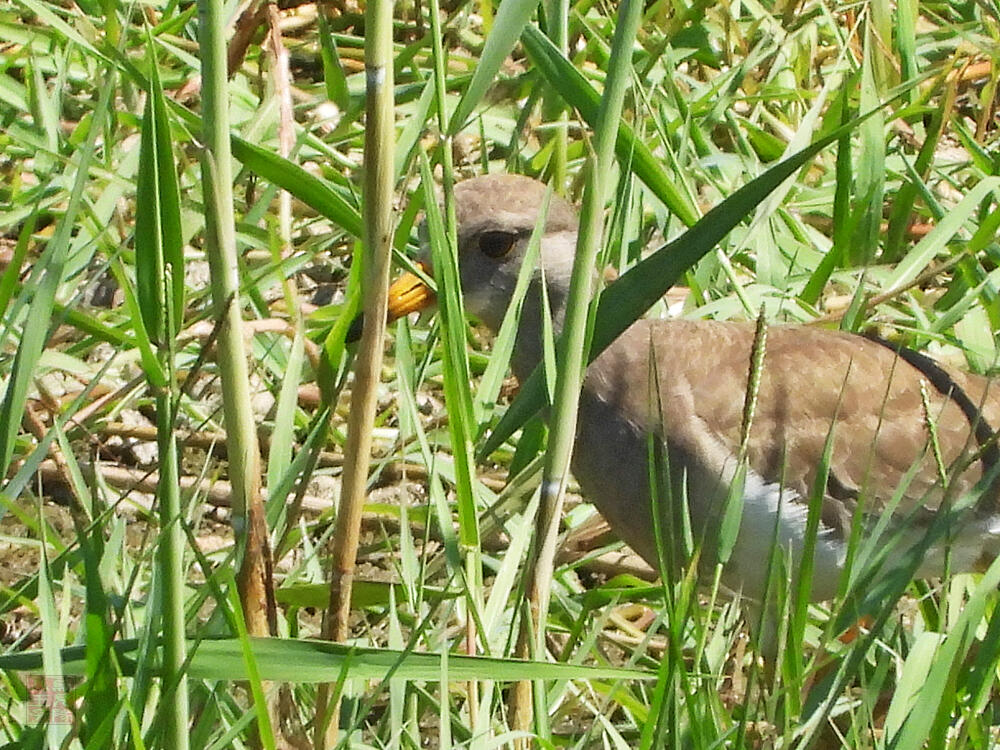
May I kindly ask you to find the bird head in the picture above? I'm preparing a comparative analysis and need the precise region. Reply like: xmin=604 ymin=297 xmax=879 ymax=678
xmin=387 ymin=174 xmax=579 ymax=336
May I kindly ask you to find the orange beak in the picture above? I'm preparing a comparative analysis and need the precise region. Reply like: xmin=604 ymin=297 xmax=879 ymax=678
xmin=346 ymin=262 xmax=434 ymax=345
xmin=387 ymin=262 xmax=435 ymax=322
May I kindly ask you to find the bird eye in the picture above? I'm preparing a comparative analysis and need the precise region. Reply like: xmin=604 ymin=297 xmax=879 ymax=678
xmin=478 ymin=230 xmax=517 ymax=259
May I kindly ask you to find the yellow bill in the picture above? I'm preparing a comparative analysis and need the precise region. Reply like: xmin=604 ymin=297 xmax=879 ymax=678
xmin=387 ymin=263 xmax=434 ymax=322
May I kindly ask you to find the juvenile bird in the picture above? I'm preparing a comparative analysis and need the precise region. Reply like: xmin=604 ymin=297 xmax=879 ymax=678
xmin=386 ymin=173 xmax=1000 ymax=607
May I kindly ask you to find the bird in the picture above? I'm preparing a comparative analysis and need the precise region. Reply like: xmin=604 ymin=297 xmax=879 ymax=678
xmin=383 ymin=172 xmax=1000 ymax=610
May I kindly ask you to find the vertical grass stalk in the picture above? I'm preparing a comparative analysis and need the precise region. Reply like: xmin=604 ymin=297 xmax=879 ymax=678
xmin=512 ymin=0 xmax=643 ymax=735
xmin=315 ymin=0 xmax=395 ymax=746
xmin=197 ymin=0 xmax=273 ymax=653
xmin=431 ymin=0 xmax=487 ymax=731
xmin=135 ymin=47 xmax=189 ymax=748
xmin=542 ymin=0 xmax=569 ymax=188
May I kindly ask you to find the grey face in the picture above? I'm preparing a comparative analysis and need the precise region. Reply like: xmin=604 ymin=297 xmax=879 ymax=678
xmin=386 ymin=174 xmax=580 ymax=376
xmin=448 ymin=175 xmax=580 ymax=334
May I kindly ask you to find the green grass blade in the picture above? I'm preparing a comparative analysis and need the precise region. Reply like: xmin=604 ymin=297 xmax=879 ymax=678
xmin=520 ymin=23 xmax=700 ymax=227
xmin=0 ymin=67 xmax=114 ymax=477
xmin=36 ymin=529 xmax=70 ymax=746
xmin=0 ymin=637 xmax=656 ymax=683
xmin=448 ymin=0 xmax=537 ymax=134
xmin=134 ymin=39 xmax=184 ymax=343
xmin=318 ymin=13 xmax=350 ymax=111
xmin=79 ymin=523 xmax=118 ymax=744
xmin=419 ymin=154 xmax=480 ymax=553
xmin=847 ymin=35 xmax=885 ymax=266
xmin=0 ymin=210 xmax=38 ymax=336
xmin=887 ymin=556 xmax=1000 ymax=749
xmin=231 ymin=137 xmax=363 ymax=238
xmin=884 ymin=177 xmax=1000 ymax=293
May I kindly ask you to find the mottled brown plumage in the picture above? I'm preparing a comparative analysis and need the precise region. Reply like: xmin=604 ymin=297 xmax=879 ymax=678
xmin=388 ymin=173 xmax=1000 ymax=603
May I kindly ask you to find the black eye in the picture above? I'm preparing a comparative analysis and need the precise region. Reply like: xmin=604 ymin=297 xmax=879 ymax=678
xmin=478 ymin=230 xmax=517 ymax=259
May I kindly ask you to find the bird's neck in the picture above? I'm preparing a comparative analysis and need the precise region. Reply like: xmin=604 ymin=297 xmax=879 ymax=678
xmin=509 ymin=281 xmax=570 ymax=383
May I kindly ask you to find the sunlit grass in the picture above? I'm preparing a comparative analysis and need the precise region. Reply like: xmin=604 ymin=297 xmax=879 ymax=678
xmin=0 ymin=0 xmax=998 ymax=747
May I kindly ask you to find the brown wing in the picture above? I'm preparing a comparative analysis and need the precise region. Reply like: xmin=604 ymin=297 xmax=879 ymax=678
xmin=585 ymin=319 xmax=1000 ymax=538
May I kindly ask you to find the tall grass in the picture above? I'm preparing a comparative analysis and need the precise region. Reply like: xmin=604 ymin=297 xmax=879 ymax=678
xmin=0 ymin=0 xmax=997 ymax=748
